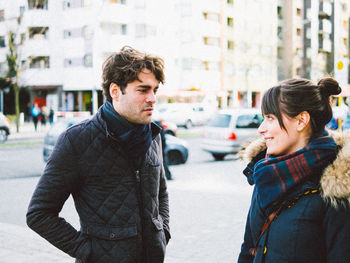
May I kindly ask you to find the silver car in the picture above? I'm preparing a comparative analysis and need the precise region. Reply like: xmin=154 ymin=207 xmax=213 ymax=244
xmin=201 ymin=108 xmax=263 ymax=160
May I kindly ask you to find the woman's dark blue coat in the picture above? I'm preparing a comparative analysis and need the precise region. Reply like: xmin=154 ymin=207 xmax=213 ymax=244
xmin=238 ymin=133 xmax=350 ymax=263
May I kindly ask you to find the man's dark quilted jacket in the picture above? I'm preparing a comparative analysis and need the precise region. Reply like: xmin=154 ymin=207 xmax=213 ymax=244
xmin=26 ymin=109 xmax=170 ymax=263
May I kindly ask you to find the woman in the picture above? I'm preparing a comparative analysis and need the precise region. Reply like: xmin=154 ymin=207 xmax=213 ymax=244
xmin=238 ymin=77 xmax=350 ymax=263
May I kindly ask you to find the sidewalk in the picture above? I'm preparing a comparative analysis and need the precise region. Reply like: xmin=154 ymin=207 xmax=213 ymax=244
xmin=0 ymin=222 xmax=71 ymax=262
xmin=7 ymin=122 xmax=48 ymax=141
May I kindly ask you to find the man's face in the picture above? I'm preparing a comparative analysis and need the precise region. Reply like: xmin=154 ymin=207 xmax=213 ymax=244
xmin=111 ymin=69 xmax=159 ymax=125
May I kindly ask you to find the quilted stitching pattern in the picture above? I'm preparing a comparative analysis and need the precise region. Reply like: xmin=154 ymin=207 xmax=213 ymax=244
xmin=28 ymin=110 xmax=169 ymax=263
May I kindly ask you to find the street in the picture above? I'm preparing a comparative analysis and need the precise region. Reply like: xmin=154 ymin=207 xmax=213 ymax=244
xmin=0 ymin=132 xmax=253 ymax=262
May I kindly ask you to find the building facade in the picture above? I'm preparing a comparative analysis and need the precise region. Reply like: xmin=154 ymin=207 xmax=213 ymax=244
xmin=1 ymin=0 xmax=348 ymax=116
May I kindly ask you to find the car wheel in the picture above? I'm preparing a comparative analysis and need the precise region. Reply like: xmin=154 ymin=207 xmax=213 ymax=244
xmin=167 ymin=150 xmax=183 ymax=165
xmin=185 ymin=120 xmax=192 ymax=129
xmin=212 ymin=153 xmax=225 ymax=161
xmin=0 ymin=129 xmax=8 ymax=143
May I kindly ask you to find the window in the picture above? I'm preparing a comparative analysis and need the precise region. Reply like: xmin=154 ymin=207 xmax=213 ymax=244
xmin=227 ymin=0 xmax=233 ymax=4
xmin=236 ymin=114 xmax=262 ymax=128
xmin=277 ymin=47 xmax=283 ymax=59
xmin=19 ymin=6 xmax=25 ymax=16
xmin=182 ymin=58 xmax=192 ymax=70
xmin=135 ymin=0 xmax=146 ymax=8
xmin=227 ymin=40 xmax=234 ymax=50
xmin=21 ymin=60 xmax=26 ymax=69
xmin=121 ymin=24 xmax=127 ymax=35
xmin=277 ymin=6 xmax=282 ymax=19
xmin=296 ymin=28 xmax=301 ymax=36
xmin=110 ymin=0 xmax=126 ymax=3
xmin=0 ymin=36 xmax=5 ymax=48
xmin=227 ymin=17 xmax=234 ymax=27
xmin=277 ymin=26 xmax=283 ymax=39
xmin=0 ymin=10 xmax=4 ymax=21
xmin=344 ymin=38 xmax=348 ymax=46
xmin=135 ymin=24 xmax=146 ymax=37
xmin=207 ymin=114 xmax=231 ymax=128
xmin=29 ymin=56 xmax=50 ymax=69
xmin=203 ymin=37 xmax=220 ymax=46
xmin=29 ymin=27 xmax=49 ymax=39
xmin=225 ymin=62 xmax=234 ymax=75
xmin=296 ymin=8 xmax=301 ymax=16
xmin=65 ymin=59 xmax=72 ymax=67
xmin=63 ymin=0 xmax=83 ymax=9
xmin=203 ymin=12 xmax=220 ymax=22
xmin=28 ymin=0 xmax=48 ymax=9
xmin=84 ymin=54 xmax=92 ymax=67
xmin=202 ymin=61 xmax=209 ymax=70
xmin=20 ymin=33 xmax=26 ymax=44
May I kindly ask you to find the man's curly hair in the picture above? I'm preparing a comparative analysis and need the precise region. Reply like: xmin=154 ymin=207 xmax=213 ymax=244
xmin=102 ymin=46 xmax=165 ymax=102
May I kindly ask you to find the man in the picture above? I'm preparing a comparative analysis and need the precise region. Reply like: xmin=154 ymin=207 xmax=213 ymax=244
xmin=27 ymin=46 xmax=170 ymax=263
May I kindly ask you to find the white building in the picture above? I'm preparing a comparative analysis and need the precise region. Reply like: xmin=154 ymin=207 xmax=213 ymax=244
xmin=0 ymin=0 xmax=279 ymax=114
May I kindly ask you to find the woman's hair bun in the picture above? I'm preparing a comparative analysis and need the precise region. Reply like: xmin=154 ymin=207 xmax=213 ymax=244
xmin=317 ymin=77 xmax=341 ymax=97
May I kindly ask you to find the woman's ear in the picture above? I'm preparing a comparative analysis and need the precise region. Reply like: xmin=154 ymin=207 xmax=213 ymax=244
xmin=296 ymin=111 xmax=311 ymax=132
xmin=109 ymin=83 xmax=120 ymax=101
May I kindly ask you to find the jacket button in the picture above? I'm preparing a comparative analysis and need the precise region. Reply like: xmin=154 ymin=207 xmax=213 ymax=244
xmin=109 ymin=232 xmax=116 ymax=239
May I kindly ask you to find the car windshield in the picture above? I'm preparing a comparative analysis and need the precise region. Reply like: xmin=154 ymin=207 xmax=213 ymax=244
xmin=206 ymin=114 xmax=231 ymax=128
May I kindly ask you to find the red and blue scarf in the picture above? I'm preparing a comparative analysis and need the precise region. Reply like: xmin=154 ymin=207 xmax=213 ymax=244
xmin=253 ymin=134 xmax=337 ymax=211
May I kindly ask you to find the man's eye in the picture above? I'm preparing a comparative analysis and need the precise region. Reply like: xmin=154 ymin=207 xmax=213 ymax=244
xmin=138 ymin=89 xmax=147 ymax=93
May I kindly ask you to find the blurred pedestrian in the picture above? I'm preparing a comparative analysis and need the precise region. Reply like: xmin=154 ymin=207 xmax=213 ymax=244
xmin=238 ymin=77 xmax=350 ymax=263
xmin=154 ymin=120 xmax=173 ymax=180
xmin=48 ymin=106 xmax=54 ymax=125
xmin=30 ymin=103 xmax=40 ymax=131
xmin=40 ymin=105 xmax=47 ymax=128
xmin=27 ymin=46 xmax=170 ymax=263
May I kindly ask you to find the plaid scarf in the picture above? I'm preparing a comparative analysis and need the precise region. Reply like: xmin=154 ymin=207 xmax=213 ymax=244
xmin=253 ymin=134 xmax=337 ymax=211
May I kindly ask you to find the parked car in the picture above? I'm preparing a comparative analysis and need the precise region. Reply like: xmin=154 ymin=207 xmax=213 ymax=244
xmin=154 ymin=103 xmax=214 ymax=129
xmin=0 ymin=112 xmax=10 ymax=143
xmin=43 ymin=117 xmax=189 ymax=165
xmin=153 ymin=119 xmax=178 ymax=136
xmin=201 ymin=108 xmax=263 ymax=161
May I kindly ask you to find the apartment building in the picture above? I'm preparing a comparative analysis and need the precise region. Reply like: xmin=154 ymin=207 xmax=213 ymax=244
xmin=277 ymin=0 xmax=350 ymax=89
xmin=0 ymin=0 xmax=179 ymax=114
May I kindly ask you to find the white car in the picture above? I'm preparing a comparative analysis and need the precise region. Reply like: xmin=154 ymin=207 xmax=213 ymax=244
xmin=155 ymin=103 xmax=214 ymax=129
xmin=201 ymin=108 xmax=263 ymax=160
xmin=0 ymin=112 xmax=10 ymax=143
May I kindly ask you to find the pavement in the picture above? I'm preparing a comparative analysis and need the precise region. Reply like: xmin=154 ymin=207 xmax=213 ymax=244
xmin=0 ymin=122 xmax=72 ymax=262
xmin=7 ymin=122 xmax=48 ymax=142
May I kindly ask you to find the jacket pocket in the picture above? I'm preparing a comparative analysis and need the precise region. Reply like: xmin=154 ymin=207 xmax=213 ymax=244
xmin=81 ymin=223 xmax=137 ymax=241
xmin=152 ymin=216 xmax=164 ymax=231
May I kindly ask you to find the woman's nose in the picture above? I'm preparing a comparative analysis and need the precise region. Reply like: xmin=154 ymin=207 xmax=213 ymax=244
xmin=258 ymin=121 xmax=266 ymax=134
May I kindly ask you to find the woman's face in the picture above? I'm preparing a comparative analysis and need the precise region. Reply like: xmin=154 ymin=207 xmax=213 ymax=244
xmin=258 ymin=112 xmax=307 ymax=156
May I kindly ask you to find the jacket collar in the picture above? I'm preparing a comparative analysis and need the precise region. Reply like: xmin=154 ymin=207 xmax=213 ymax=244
xmin=242 ymin=131 xmax=350 ymax=207
xmin=93 ymin=106 xmax=161 ymax=140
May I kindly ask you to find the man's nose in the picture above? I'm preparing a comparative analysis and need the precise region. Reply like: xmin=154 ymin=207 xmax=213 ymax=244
xmin=146 ymin=91 xmax=156 ymax=103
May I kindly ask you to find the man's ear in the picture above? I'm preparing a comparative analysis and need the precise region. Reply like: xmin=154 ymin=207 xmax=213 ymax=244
xmin=296 ymin=111 xmax=310 ymax=131
xmin=109 ymin=83 xmax=120 ymax=101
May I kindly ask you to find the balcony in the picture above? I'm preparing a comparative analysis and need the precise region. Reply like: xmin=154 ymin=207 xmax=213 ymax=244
xmin=319 ymin=37 xmax=332 ymax=53
xmin=319 ymin=19 xmax=332 ymax=34
xmin=319 ymin=1 xmax=332 ymax=19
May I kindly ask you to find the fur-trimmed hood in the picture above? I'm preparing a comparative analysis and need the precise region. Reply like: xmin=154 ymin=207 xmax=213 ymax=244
xmin=242 ymin=131 xmax=350 ymax=207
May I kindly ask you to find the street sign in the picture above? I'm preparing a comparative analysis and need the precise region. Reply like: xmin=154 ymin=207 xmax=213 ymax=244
xmin=334 ymin=58 xmax=349 ymax=87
